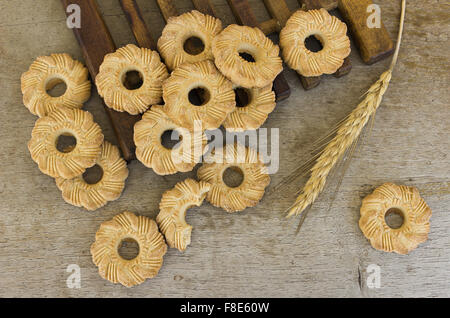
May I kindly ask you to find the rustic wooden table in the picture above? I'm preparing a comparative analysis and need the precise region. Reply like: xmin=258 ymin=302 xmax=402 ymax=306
xmin=0 ymin=0 xmax=449 ymax=297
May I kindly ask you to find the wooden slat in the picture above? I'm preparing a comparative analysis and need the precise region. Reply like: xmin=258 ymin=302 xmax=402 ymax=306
xmin=258 ymin=18 xmax=281 ymax=35
xmin=339 ymin=0 xmax=394 ymax=64
xmin=334 ymin=57 xmax=352 ymax=78
xmin=119 ymin=0 xmax=156 ymax=50
xmin=61 ymin=0 xmax=139 ymax=161
xmin=191 ymin=0 xmax=217 ymax=17
xmin=299 ymin=0 xmax=338 ymax=11
xmin=226 ymin=0 xmax=290 ymax=101
xmin=263 ymin=0 xmax=291 ymax=27
xmin=156 ymin=0 xmax=178 ymax=22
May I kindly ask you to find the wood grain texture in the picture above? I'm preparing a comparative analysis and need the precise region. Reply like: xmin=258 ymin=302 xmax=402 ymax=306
xmin=119 ymin=0 xmax=156 ymax=50
xmin=191 ymin=0 xmax=217 ymax=17
xmin=1 ymin=0 xmax=449 ymax=297
xmin=263 ymin=0 xmax=291 ymax=27
xmin=339 ymin=0 xmax=394 ymax=64
xmin=299 ymin=0 xmax=338 ymax=11
xmin=156 ymin=0 xmax=178 ymax=22
xmin=258 ymin=18 xmax=281 ymax=35
xmin=61 ymin=0 xmax=139 ymax=161
xmin=227 ymin=0 xmax=291 ymax=101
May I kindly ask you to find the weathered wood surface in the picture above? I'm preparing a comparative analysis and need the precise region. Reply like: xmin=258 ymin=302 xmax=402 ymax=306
xmin=299 ymin=0 xmax=338 ymax=11
xmin=192 ymin=0 xmax=217 ymax=17
xmin=0 ymin=0 xmax=449 ymax=297
xmin=61 ymin=0 xmax=140 ymax=162
xmin=120 ymin=0 xmax=156 ymax=50
xmin=339 ymin=0 xmax=394 ymax=64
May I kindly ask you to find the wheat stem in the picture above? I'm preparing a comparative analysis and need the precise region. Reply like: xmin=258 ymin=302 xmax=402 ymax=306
xmin=287 ymin=0 xmax=406 ymax=218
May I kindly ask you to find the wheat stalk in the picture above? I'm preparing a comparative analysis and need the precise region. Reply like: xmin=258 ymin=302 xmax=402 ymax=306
xmin=287 ymin=0 xmax=407 ymax=218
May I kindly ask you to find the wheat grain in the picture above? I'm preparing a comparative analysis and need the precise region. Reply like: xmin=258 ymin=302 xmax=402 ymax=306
xmin=287 ymin=0 xmax=406 ymax=218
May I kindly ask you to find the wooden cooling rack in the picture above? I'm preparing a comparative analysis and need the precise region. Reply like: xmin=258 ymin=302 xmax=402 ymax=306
xmin=62 ymin=0 xmax=394 ymax=162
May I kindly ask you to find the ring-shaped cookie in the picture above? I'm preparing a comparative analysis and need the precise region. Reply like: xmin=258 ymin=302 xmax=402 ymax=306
xmin=162 ymin=60 xmax=235 ymax=130
xmin=55 ymin=141 xmax=129 ymax=211
xmin=197 ymin=143 xmax=270 ymax=212
xmin=96 ymin=44 xmax=169 ymax=115
xmin=223 ymin=84 xmax=276 ymax=131
xmin=134 ymin=105 xmax=208 ymax=175
xmin=212 ymin=24 xmax=283 ymax=88
xmin=156 ymin=179 xmax=211 ymax=251
xmin=91 ymin=211 xmax=167 ymax=287
xmin=280 ymin=9 xmax=351 ymax=77
xmin=21 ymin=53 xmax=91 ymax=117
xmin=28 ymin=107 xmax=104 ymax=179
xmin=157 ymin=10 xmax=222 ymax=70
xmin=359 ymin=183 xmax=432 ymax=255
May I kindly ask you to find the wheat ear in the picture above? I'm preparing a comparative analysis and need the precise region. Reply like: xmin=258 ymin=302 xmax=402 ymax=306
xmin=287 ymin=0 xmax=406 ymax=218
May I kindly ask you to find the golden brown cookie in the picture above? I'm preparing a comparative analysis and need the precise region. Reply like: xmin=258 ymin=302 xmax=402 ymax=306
xmin=223 ymin=84 xmax=276 ymax=131
xmin=21 ymin=53 xmax=91 ymax=117
xmin=162 ymin=60 xmax=235 ymax=130
xmin=91 ymin=211 xmax=167 ymax=287
xmin=359 ymin=183 xmax=432 ymax=255
xmin=212 ymin=24 xmax=283 ymax=88
xmin=96 ymin=44 xmax=169 ymax=115
xmin=280 ymin=9 xmax=351 ymax=77
xmin=157 ymin=10 xmax=222 ymax=70
xmin=156 ymin=179 xmax=210 ymax=251
xmin=197 ymin=143 xmax=270 ymax=212
xmin=55 ymin=141 xmax=128 ymax=211
xmin=134 ymin=105 xmax=208 ymax=175
xmin=28 ymin=107 xmax=104 ymax=179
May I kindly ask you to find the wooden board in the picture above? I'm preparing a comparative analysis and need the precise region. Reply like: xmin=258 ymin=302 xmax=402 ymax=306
xmin=191 ymin=0 xmax=217 ymax=17
xmin=263 ymin=0 xmax=291 ymax=27
xmin=61 ymin=0 xmax=139 ymax=162
xmin=299 ymin=0 xmax=338 ymax=11
xmin=156 ymin=0 xmax=178 ymax=21
xmin=119 ymin=0 xmax=156 ymax=50
xmin=339 ymin=0 xmax=394 ymax=64
xmin=2 ymin=0 xmax=450 ymax=298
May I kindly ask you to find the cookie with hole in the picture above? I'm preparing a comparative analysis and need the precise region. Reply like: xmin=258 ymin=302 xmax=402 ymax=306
xmin=162 ymin=60 xmax=235 ymax=130
xmin=156 ymin=179 xmax=211 ymax=252
xmin=280 ymin=8 xmax=351 ymax=77
xmin=28 ymin=107 xmax=104 ymax=179
xmin=134 ymin=105 xmax=208 ymax=175
xmin=223 ymin=84 xmax=276 ymax=131
xmin=55 ymin=141 xmax=128 ymax=211
xmin=21 ymin=53 xmax=91 ymax=117
xmin=359 ymin=183 xmax=432 ymax=255
xmin=197 ymin=143 xmax=270 ymax=213
xmin=91 ymin=211 xmax=167 ymax=287
xmin=212 ymin=24 xmax=283 ymax=88
xmin=96 ymin=44 xmax=169 ymax=115
xmin=157 ymin=10 xmax=222 ymax=71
